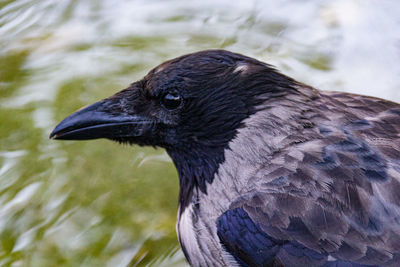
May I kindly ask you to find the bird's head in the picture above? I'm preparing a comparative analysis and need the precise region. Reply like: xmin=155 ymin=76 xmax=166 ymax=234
xmin=51 ymin=50 xmax=297 ymax=148
xmin=50 ymin=50 xmax=302 ymax=202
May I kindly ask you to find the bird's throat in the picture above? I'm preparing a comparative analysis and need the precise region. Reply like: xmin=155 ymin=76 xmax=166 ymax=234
xmin=167 ymin=146 xmax=226 ymax=212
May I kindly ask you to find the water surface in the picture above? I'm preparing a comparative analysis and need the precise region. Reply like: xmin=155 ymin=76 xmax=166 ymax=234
xmin=1 ymin=0 xmax=399 ymax=266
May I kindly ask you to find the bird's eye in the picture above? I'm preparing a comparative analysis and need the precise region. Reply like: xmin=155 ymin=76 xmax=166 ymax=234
xmin=161 ymin=92 xmax=182 ymax=110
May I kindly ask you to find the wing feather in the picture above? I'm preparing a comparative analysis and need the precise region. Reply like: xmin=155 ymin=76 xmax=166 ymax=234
xmin=219 ymin=93 xmax=400 ymax=266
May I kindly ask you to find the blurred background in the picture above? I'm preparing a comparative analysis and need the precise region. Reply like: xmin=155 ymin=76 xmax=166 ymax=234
xmin=1 ymin=0 xmax=399 ymax=266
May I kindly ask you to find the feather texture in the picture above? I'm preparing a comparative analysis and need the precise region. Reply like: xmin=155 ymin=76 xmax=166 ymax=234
xmin=215 ymin=91 xmax=400 ymax=266
xmin=51 ymin=50 xmax=400 ymax=266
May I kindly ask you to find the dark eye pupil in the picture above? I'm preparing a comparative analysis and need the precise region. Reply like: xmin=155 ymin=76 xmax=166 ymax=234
xmin=162 ymin=92 xmax=182 ymax=110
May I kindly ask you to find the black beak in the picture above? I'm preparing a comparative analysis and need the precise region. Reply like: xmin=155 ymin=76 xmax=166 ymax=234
xmin=50 ymin=99 xmax=153 ymax=141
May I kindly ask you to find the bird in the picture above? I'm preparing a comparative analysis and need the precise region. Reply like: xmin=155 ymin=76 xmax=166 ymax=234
xmin=50 ymin=50 xmax=400 ymax=267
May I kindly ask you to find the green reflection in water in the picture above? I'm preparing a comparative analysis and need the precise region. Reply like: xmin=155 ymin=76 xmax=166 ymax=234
xmin=0 ymin=15 xmax=184 ymax=264
xmin=0 ymin=50 xmax=30 ymax=98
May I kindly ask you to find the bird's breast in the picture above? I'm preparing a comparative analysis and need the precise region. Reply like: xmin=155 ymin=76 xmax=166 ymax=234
xmin=177 ymin=199 xmax=240 ymax=266
xmin=177 ymin=204 xmax=198 ymax=264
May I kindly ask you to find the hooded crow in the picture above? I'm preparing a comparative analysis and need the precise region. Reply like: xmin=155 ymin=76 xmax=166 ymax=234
xmin=50 ymin=50 xmax=400 ymax=267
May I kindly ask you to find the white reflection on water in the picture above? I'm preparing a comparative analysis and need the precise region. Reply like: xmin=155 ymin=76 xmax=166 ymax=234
xmin=138 ymin=152 xmax=172 ymax=168
xmin=2 ymin=0 xmax=399 ymax=109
